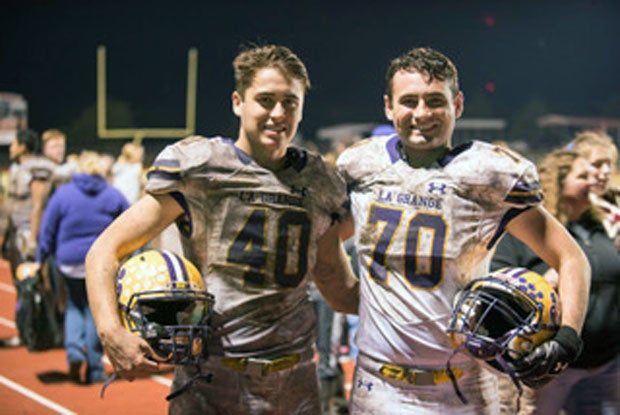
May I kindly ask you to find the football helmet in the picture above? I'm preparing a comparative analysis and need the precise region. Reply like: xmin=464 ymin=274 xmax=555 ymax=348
xmin=116 ymin=250 xmax=214 ymax=366
xmin=447 ymin=267 xmax=561 ymax=371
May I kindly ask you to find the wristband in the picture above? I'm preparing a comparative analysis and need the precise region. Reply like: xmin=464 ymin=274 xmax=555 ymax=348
xmin=555 ymin=325 xmax=583 ymax=361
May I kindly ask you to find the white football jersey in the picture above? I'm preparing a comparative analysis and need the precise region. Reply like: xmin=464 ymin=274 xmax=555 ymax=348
xmin=146 ymin=136 xmax=347 ymax=357
xmin=337 ymin=136 xmax=542 ymax=367
xmin=7 ymin=156 xmax=56 ymax=227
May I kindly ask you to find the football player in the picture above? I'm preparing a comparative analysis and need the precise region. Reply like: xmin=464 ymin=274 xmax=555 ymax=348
xmin=336 ymin=47 xmax=590 ymax=414
xmin=1 ymin=129 xmax=56 ymax=348
xmin=85 ymin=44 xmax=359 ymax=414
xmin=3 ymin=129 xmax=56 ymax=275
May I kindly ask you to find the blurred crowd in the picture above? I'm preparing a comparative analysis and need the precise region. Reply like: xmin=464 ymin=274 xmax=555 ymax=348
xmin=0 ymin=128 xmax=145 ymax=384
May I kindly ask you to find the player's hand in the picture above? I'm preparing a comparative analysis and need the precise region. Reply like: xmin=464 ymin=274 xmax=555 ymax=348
xmin=513 ymin=326 xmax=582 ymax=388
xmin=100 ymin=326 xmax=161 ymax=381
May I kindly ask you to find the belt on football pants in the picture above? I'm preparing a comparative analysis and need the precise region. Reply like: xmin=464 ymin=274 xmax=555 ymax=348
xmin=219 ymin=349 xmax=314 ymax=376
xmin=378 ymin=362 xmax=463 ymax=386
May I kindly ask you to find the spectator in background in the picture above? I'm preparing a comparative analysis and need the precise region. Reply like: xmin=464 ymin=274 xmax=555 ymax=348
xmin=35 ymin=150 xmax=129 ymax=383
xmin=40 ymin=129 xmax=72 ymax=315
xmin=370 ymin=123 xmax=396 ymax=137
xmin=566 ymin=130 xmax=620 ymax=250
xmin=97 ymin=152 xmax=115 ymax=183
xmin=41 ymin=129 xmax=66 ymax=165
xmin=492 ymin=148 xmax=620 ymax=414
xmin=112 ymin=142 xmax=145 ymax=204
xmin=41 ymin=129 xmax=75 ymax=187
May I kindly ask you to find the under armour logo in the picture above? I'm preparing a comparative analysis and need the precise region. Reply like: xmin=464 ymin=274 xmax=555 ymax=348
xmin=357 ymin=378 xmax=373 ymax=392
xmin=428 ymin=182 xmax=447 ymax=195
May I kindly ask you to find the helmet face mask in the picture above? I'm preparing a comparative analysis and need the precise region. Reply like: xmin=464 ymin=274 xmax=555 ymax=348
xmin=117 ymin=250 xmax=215 ymax=366
xmin=448 ymin=267 xmax=561 ymax=371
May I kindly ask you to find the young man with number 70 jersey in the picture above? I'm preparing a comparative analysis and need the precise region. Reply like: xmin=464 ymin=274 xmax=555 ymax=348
xmin=336 ymin=47 xmax=590 ymax=415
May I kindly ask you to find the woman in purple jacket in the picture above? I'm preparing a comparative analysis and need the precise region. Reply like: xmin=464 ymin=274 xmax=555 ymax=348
xmin=36 ymin=150 xmax=129 ymax=384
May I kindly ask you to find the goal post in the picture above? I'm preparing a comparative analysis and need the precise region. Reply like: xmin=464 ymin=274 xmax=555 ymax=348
xmin=96 ymin=45 xmax=198 ymax=144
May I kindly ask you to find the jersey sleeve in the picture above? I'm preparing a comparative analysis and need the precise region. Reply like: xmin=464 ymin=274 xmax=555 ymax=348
xmin=30 ymin=158 xmax=55 ymax=182
xmin=453 ymin=142 xmax=543 ymax=210
xmin=315 ymin=154 xmax=349 ymax=223
xmin=336 ymin=137 xmax=378 ymax=188
xmin=145 ymin=136 xmax=211 ymax=195
xmin=503 ymin=161 xmax=543 ymax=208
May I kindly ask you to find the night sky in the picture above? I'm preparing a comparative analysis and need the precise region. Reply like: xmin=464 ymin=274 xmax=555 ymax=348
xmin=1 ymin=0 xmax=619 ymax=154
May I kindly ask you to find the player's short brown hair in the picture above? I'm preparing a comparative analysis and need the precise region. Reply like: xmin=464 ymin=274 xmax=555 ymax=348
xmin=385 ymin=47 xmax=460 ymax=101
xmin=233 ymin=44 xmax=311 ymax=98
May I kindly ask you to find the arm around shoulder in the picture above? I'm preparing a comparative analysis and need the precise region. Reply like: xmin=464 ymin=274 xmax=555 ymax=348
xmin=312 ymin=221 xmax=359 ymax=314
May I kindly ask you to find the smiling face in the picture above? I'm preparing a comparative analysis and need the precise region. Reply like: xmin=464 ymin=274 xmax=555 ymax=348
xmin=384 ymin=69 xmax=463 ymax=152
xmin=43 ymin=137 xmax=66 ymax=164
xmin=232 ymin=67 xmax=304 ymax=170
xmin=562 ymin=156 xmax=594 ymax=218
xmin=585 ymin=145 xmax=615 ymax=196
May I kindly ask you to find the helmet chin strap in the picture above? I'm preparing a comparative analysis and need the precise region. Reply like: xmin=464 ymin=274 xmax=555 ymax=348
xmin=100 ymin=373 xmax=118 ymax=399
xmin=493 ymin=353 xmax=523 ymax=412
xmin=445 ymin=334 xmax=524 ymax=410
xmin=99 ymin=363 xmax=213 ymax=401
xmin=446 ymin=346 xmax=468 ymax=404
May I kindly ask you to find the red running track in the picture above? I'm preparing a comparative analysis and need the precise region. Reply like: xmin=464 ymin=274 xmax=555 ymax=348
xmin=0 ymin=258 xmax=171 ymax=414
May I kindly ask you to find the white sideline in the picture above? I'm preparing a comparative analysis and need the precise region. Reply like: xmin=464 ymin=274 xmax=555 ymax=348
xmin=0 ymin=316 xmax=15 ymax=328
xmin=151 ymin=375 xmax=172 ymax=387
xmin=0 ymin=281 xmax=15 ymax=293
xmin=0 ymin=375 xmax=76 ymax=415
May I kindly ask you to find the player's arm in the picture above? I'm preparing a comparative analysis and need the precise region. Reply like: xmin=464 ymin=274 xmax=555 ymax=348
xmin=85 ymin=193 xmax=184 ymax=380
xmin=505 ymin=205 xmax=591 ymax=387
xmin=506 ymin=206 xmax=590 ymax=333
xmin=338 ymin=214 xmax=355 ymax=241
xmin=312 ymin=220 xmax=359 ymax=314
